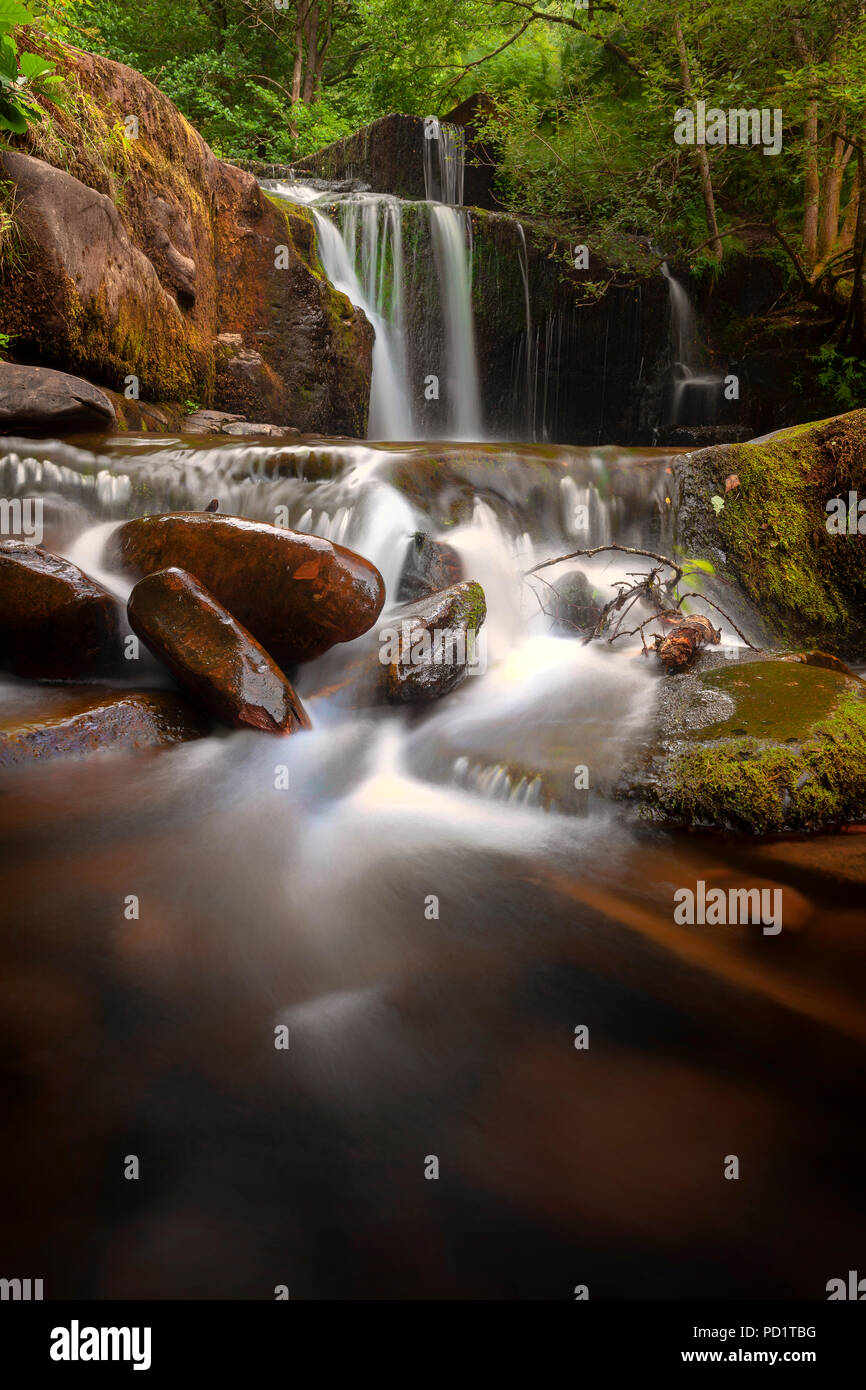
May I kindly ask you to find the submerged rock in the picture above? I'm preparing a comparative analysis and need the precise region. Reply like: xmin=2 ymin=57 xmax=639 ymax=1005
xmin=0 ymin=362 xmax=116 ymax=436
xmin=105 ymin=512 xmax=385 ymax=666
xmin=620 ymin=656 xmax=866 ymax=833
xmin=0 ymin=688 xmax=208 ymax=767
xmin=549 ymin=569 xmax=604 ymax=634
xmin=128 ymin=568 xmax=310 ymax=734
xmin=0 ymin=541 xmax=122 ymax=678
xmin=396 ymin=532 xmax=464 ymax=602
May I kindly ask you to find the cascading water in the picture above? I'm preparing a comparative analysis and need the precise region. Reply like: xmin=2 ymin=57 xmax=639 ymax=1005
xmin=661 ymin=262 xmax=724 ymax=426
xmin=427 ymin=205 xmax=482 ymax=440
xmin=422 ymin=116 xmax=465 ymax=205
xmin=264 ymin=178 xmax=483 ymax=442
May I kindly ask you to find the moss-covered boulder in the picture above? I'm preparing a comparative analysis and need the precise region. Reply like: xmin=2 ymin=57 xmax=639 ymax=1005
xmin=672 ymin=410 xmax=866 ymax=658
xmin=0 ymin=45 xmax=372 ymax=433
xmin=620 ymin=657 xmax=866 ymax=833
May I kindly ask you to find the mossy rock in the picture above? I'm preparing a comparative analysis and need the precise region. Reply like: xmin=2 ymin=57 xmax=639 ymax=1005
xmin=620 ymin=657 xmax=866 ymax=833
xmin=672 ymin=410 xmax=866 ymax=658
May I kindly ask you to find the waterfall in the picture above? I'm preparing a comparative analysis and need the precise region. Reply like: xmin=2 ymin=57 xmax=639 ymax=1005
xmin=308 ymin=200 xmax=414 ymax=441
xmin=661 ymin=262 xmax=722 ymax=427
xmin=428 ymin=205 xmax=482 ymax=440
xmin=422 ymin=117 xmax=465 ymax=205
xmin=515 ymin=223 xmax=535 ymax=440
xmin=264 ymin=179 xmax=483 ymax=444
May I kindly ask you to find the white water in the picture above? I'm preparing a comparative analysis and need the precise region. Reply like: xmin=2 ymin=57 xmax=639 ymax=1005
xmin=428 ymin=205 xmax=482 ymax=440
xmin=661 ymin=262 xmax=723 ymax=426
xmin=422 ymin=116 xmax=465 ymax=205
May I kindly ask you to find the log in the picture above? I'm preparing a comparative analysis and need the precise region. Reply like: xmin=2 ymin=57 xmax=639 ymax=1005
xmin=654 ymin=614 xmax=720 ymax=671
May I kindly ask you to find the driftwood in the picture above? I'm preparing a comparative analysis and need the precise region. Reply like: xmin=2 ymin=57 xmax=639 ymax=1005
xmin=525 ymin=544 xmax=760 ymax=671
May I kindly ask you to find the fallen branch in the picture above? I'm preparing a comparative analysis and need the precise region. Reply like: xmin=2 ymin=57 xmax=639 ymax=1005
xmin=525 ymin=544 xmax=763 ymax=670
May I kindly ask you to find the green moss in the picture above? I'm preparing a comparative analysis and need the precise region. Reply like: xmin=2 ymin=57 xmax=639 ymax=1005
xmin=682 ymin=410 xmax=866 ymax=654
xmin=657 ymin=683 xmax=866 ymax=833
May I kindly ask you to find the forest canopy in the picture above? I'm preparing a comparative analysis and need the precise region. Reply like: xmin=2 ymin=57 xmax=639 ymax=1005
xmin=20 ymin=0 xmax=866 ymax=347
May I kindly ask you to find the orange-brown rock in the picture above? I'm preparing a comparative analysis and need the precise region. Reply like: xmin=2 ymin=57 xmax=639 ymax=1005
xmin=106 ymin=512 xmax=385 ymax=666
xmin=128 ymin=568 xmax=310 ymax=734
xmin=0 ymin=541 xmax=122 ymax=678
xmin=0 ymin=688 xmax=208 ymax=767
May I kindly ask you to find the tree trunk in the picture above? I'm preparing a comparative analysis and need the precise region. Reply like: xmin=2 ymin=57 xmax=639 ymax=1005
xmin=817 ymin=133 xmax=854 ymax=265
xmin=673 ymin=14 xmax=723 ymax=260
xmin=303 ymin=0 xmax=319 ymax=104
xmin=792 ymin=22 xmax=819 ymax=266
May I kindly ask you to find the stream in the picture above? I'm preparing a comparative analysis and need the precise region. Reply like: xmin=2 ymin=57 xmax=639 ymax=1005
xmin=1 ymin=430 xmax=865 ymax=1298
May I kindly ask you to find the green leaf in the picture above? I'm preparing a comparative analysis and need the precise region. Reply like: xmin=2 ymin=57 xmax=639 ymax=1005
xmin=685 ymin=556 xmax=716 ymax=575
xmin=710 ymin=495 xmax=725 ymax=515
xmin=18 ymin=52 xmax=54 ymax=80
xmin=0 ymin=34 xmax=17 ymax=81
xmin=0 ymin=95 xmax=29 ymax=132
xmin=0 ymin=1 xmax=33 ymax=28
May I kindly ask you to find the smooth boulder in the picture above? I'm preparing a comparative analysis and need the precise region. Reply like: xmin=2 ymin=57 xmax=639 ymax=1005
xmin=0 ymin=362 xmax=116 ymax=436
xmin=319 ymin=581 xmax=487 ymax=707
xmin=0 ymin=542 xmax=122 ymax=678
xmin=0 ymin=688 xmax=208 ymax=767
xmin=128 ymin=568 xmax=310 ymax=734
xmin=105 ymin=512 xmax=385 ymax=667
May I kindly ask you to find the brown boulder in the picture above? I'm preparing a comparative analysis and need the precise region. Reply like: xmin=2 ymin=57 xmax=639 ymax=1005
xmin=128 ymin=568 xmax=310 ymax=734
xmin=0 ymin=688 xmax=208 ymax=767
xmin=0 ymin=542 xmax=122 ymax=678
xmin=106 ymin=512 xmax=385 ymax=666
xmin=318 ymin=580 xmax=487 ymax=707
xmin=0 ymin=362 xmax=116 ymax=436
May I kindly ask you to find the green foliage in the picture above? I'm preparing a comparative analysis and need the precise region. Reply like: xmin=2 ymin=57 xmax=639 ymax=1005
xmin=812 ymin=345 xmax=866 ymax=410
xmin=0 ymin=0 xmax=61 ymax=134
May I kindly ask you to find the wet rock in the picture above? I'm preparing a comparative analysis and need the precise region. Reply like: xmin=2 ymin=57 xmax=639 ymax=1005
xmin=221 ymin=422 xmax=302 ymax=438
xmin=105 ymin=512 xmax=385 ymax=666
xmin=672 ymin=409 xmax=866 ymax=659
xmin=549 ymin=569 xmax=604 ymax=634
xmin=396 ymin=532 xmax=464 ymax=602
xmin=320 ymin=581 xmax=487 ymax=707
xmin=619 ymin=657 xmax=866 ymax=833
xmin=183 ymin=410 xmax=246 ymax=435
xmin=33 ymin=494 xmax=96 ymax=551
xmin=0 ymin=362 xmax=116 ymax=436
xmin=128 ymin=568 xmax=310 ymax=734
xmin=214 ymin=336 xmax=286 ymax=421
xmin=0 ymin=688 xmax=208 ymax=767
xmin=0 ymin=541 xmax=122 ymax=678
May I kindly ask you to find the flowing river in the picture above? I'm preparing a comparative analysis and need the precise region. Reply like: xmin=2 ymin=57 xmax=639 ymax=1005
xmin=1 ymin=431 xmax=865 ymax=1298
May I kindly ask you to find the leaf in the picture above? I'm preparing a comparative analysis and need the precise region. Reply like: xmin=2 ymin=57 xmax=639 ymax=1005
xmin=0 ymin=95 xmax=28 ymax=132
xmin=0 ymin=1 xmax=32 ymax=27
xmin=724 ymin=473 xmax=740 ymax=492
xmin=18 ymin=52 xmax=54 ymax=80
xmin=686 ymin=556 xmax=716 ymax=575
xmin=0 ymin=33 xmax=16 ymax=81
xmin=710 ymin=495 xmax=725 ymax=515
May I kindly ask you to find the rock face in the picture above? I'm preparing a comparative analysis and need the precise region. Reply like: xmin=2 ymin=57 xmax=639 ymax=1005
xmin=0 ymin=363 xmax=117 ymax=436
xmin=128 ymin=568 xmax=310 ymax=734
xmin=106 ymin=512 xmax=386 ymax=666
xmin=0 ymin=542 xmax=122 ymax=678
xmin=0 ymin=688 xmax=208 ymax=767
xmin=0 ymin=47 xmax=372 ymax=433
xmin=672 ymin=410 xmax=866 ymax=659
xmin=293 ymin=115 xmax=433 ymax=201
xmin=619 ymin=656 xmax=866 ymax=833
